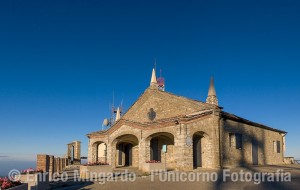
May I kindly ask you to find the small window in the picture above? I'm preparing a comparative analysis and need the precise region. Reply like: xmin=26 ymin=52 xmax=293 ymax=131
xmin=235 ymin=133 xmax=243 ymax=149
xmin=277 ymin=141 xmax=281 ymax=153
xmin=273 ymin=141 xmax=277 ymax=152
xmin=229 ymin=133 xmax=234 ymax=147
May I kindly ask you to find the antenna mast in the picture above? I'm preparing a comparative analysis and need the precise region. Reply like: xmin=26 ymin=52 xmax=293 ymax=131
xmin=157 ymin=68 xmax=165 ymax=91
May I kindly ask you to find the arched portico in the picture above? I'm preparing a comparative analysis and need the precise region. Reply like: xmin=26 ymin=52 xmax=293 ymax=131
xmin=92 ymin=141 xmax=107 ymax=163
xmin=112 ymin=134 xmax=139 ymax=168
xmin=145 ymin=132 xmax=175 ymax=169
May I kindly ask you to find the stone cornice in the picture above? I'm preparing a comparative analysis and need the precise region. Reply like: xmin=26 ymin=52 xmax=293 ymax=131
xmin=87 ymin=110 xmax=215 ymax=138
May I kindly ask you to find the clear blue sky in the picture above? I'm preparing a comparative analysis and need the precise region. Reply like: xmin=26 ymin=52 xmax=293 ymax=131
xmin=0 ymin=0 xmax=300 ymax=163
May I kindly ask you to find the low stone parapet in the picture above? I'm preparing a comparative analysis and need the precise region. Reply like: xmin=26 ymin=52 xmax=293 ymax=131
xmin=16 ymin=173 xmax=49 ymax=190
xmin=142 ymin=163 xmax=166 ymax=173
xmin=80 ymin=165 xmax=113 ymax=180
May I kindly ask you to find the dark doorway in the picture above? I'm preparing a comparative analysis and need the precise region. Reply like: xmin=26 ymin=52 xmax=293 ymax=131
xmin=193 ymin=135 xmax=202 ymax=168
xmin=252 ymin=139 xmax=258 ymax=165
xmin=118 ymin=144 xmax=123 ymax=166
xmin=150 ymin=138 xmax=161 ymax=161
xmin=124 ymin=144 xmax=133 ymax=166
xmin=115 ymin=134 xmax=139 ymax=168
xmin=70 ymin=146 xmax=75 ymax=164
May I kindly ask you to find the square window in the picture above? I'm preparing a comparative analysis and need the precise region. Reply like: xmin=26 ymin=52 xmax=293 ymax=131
xmin=277 ymin=141 xmax=281 ymax=153
xmin=235 ymin=133 xmax=242 ymax=149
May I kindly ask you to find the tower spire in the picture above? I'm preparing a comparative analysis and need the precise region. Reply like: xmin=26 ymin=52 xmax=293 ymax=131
xmin=150 ymin=68 xmax=158 ymax=89
xmin=206 ymin=77 xmax=218 ymax=106
xmin=115 ymin=107 xmax=121 ymax=121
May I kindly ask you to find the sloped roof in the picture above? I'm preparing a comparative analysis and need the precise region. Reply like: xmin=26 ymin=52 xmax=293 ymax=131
xmin=222 ymin=111 xmax=287 ymax=134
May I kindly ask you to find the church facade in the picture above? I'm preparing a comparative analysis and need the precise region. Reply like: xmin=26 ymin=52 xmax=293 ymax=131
xmin=87 ymin=69 xmax=287 ymax=171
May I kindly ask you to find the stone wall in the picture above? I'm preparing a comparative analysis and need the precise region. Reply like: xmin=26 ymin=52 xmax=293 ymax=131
xmin=88 ymin=113 xmax=221 ymax=172
xmin=36 ymin=155 xmax=50 ymax=173
xmin=88 ymin=110 xmax=286 ymax=171
xmin=87 ymin=88 xmax=286 ymax=171
xmin=184 ymin=113 xmax=221 ymax=170
xmin=67 ymin=141 xmax=81 ymax=165
xmin=221 ymin=119 xmax=285 ymax=167
xmin=36 ymin=154 xmax=69 ymax=180
xmin=122 ymin=88 xmax=215 ymax=123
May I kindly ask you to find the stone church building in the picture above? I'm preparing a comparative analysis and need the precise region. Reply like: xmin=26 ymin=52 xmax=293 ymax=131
xmin=87 ymin=69 xmax=287 ymax=171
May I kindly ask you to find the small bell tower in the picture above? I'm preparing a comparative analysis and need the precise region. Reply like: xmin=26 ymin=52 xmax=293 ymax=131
xmin=206 ymin=77 xmax=218 ymax=106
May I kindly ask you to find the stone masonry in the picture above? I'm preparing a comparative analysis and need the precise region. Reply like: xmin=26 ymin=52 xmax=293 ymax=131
xmin=87 ymin=70 xmax=287 ymax=172
xmin=36 ymin=154 xmax=69 ymax=180
xmin=67 ymin=141 xmax=81 ymax=165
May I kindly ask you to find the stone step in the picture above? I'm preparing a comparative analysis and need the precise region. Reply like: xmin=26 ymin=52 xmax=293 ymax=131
xmin=51 ymin=170 xmax=81 ymax=182
xmin=112 ymin=167 xmax=146 ymax=177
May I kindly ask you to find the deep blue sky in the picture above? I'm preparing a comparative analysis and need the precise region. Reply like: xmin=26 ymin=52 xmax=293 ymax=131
xmin=0 ymin=0 xmax=300 ymax=167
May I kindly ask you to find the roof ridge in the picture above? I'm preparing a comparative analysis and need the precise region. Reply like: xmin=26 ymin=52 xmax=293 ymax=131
xmin=221 ymin=111 xmax=287 ymax=134
xmin=155 ymin=89 xmax=221 ymax=109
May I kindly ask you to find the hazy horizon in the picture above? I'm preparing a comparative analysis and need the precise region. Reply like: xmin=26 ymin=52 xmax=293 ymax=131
xmin=0 ymin=159 xmax=36 ymax=177
xmin=0 ymin=156 xmax=90 ymax=177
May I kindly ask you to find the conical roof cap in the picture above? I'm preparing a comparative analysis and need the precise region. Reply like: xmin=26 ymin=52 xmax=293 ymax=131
xmin=150 ymin=68 xmax=157 ymax=85
xmin=115 ymin=107 xmax=121 ymax=121
xmin=208 ymin=77 xmax=217 ymax=96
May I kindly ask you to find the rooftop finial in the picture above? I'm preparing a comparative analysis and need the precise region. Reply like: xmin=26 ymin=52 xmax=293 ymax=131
xmin=208 ymin=77 xmax=216 ymax=96
xmin=150 ymin=68 xmax=158 ymax=89
xmin=206 ymin=77 xmax=218 ymax=106
xmin=115 ymin=107 xmax=121 ymax=121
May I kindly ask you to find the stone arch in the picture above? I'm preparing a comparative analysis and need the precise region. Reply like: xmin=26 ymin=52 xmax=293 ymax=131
xmin=144 ymin=129 xmax=177 ymax=141
xmin=111 ymin=134 xmax=139 ymax=168
xmin=67 ymin=141 xmax=81 ymax=165
xmin=92 ymin=141 xmax=107 ymax=163
xmin=192 ymin=131 xmax=211 ymax=169
xmin=145 ymin=132 xmax=175 ymax=169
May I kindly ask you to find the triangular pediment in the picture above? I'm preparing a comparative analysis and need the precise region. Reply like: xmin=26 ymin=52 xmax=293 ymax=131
xmin=122 ymin=88 xmax=216 ymax=123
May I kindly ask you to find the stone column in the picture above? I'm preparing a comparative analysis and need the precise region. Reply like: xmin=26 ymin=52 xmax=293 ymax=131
xmin=110 ymin=141 xmax=117 ymax=168
xmin=74 ymin=141 xmax=81 ymax=162
xmin=106 ymin=142 xmax=112 ymax=166
xmin=62 ymin=159 xmax=65 ymax=170
xmin=59 ymin=158 xmax=63 ymax=172
xmin=174 ymin=124 xmax=191 ymax=171
xmin=56 ymin=158 xmax=61 ymax=173
xmin=37 ymin=154 xmax=50 ymax=173
xmin=212 ymin=109 xmax=221 ymax=168
xmin=53 ymin=158 xmax=57 ymax=173
xmin=49 ymin=156 xmax=54 ymax=181
xmin=65 ymin=158 xmax=68 ymax=168
xmin=139 ymin=138 xmax=150 ymax=171
xmin=87 ymin=139 xmax=93 ymax=163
